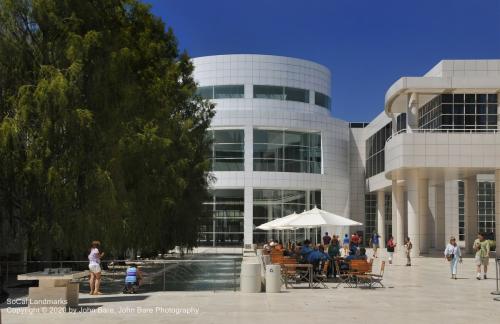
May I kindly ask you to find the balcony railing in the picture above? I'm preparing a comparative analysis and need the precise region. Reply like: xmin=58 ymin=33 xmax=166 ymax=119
xmin=386 ymin=128 xmax=499 ymax=144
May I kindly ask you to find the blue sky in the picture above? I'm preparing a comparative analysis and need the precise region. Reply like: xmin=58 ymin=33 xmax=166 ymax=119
xmin=145 ymin=0 xmax=500 ymax=122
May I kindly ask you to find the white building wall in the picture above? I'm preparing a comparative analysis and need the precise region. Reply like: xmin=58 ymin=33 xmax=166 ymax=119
xmin=193 ymin=55 xmax=350 ymax=245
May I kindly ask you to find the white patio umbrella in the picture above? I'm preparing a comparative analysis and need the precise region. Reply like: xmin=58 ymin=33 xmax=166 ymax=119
xmin=255 ymin=212 xmax=301 ymax=230
xmin=285 ymin=207 xmax=363 ymax=227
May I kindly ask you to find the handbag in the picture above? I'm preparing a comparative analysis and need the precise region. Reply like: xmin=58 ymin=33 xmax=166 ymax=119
xmin=446 ymin=253 xmax=454 ymax=261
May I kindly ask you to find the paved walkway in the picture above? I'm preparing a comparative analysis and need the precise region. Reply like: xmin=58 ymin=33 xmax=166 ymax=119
xmin=2 ymin=254 xmax=499 ymax=324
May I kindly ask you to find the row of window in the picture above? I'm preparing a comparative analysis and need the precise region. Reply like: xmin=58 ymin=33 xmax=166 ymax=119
xmin=365 ymin=122 xmax=392 ymax=178
xmin=196 ymin=84 xmax=331 ymax=109
xmin=419 ymin=94 xmax=498 ymax=131
xmin=208 ymin=129 xmax=322 ymax=174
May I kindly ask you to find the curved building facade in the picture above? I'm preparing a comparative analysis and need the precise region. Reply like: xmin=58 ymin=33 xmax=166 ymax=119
xmin=192 ymin=54 xmax=350 ymax=246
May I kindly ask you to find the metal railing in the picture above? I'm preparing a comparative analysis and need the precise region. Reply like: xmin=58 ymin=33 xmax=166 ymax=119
xmin=0 ymin=256 xmax=242 ymax=298
xmin=386 ymin=128 xmax=500 ymax=144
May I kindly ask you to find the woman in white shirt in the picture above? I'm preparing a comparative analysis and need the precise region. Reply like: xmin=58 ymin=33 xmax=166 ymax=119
xmin=444 ymin=236 xmax=462 ymax=279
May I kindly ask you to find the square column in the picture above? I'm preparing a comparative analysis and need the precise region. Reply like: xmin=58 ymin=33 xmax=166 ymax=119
xmin=376 ymin=191 xmax=386 ymax=248
xmin=434 ymin=184 xmax=446 ymax=250
xmin=496 ymin=170 xmax=500 ymax=246
xmin=464 ymin=176 xmax=478 ymax=254
xmin=407 ymin=171 xmax=429 ymax=256
xmin=392 ymin=180 xmax=405 ymax=250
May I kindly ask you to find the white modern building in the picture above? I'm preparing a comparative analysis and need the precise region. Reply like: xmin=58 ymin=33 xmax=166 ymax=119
xmin=193 ymin=54 xmax=500 ymax=255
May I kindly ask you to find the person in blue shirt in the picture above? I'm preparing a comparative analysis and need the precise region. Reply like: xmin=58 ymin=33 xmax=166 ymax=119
xmin=370 ymin=231 xmax=381 ymax=258
xmin=123 ymin=263 xmax=143 ymax=294
xmin=307 ymin=245 xmax=329 ymax=273
xmin=342 ymin=234 xmax=350 ymax=256
xmin=300 ymin=240 xmax=314 ymax=262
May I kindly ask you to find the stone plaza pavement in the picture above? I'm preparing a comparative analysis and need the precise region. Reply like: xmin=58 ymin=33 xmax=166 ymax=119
xmin=2 ymin=254 xmax=500 ymax=324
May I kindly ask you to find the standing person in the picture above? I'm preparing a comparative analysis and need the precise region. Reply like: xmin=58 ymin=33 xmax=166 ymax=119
xmin=404 ymin=237 xmax=412 ymax=266
xmin=88 ymin=240 xmax=105 ymax=295
xmin=351 ymin=232 xmax=360 ymax=249
xmin=322 ymin=232 xmax=331 ymax=246
xmin=342 ymin=234 xmax=350 ymax=256
xmin=327 ymin=236 xmax=341 ymax=278
xmin=386 ymin=235 xmax=396 ymax=264
xmin=444 ymin=236 xmax=462 ymax=279
xmin=473 ymin=232 xmax=491 ymax=280
xmin=370 ymin=231 xmax=381 ymax=258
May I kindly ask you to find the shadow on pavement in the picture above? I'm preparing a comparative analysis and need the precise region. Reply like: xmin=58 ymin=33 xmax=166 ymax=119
xmin=79 ymin=294 xmax=150 ymax=304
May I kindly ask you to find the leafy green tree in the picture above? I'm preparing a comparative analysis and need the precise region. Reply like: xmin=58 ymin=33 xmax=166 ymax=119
xmin=0 ymin=0 xmax=214 ymax=260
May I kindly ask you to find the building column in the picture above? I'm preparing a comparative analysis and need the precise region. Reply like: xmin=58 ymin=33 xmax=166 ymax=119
xmin=376 ymin=191 xmax=386 ymax=248
xmin=444 ymin=180 xmax=460 ymax=243
xmin=464 ymin=176 xmax=478 ymax=254
xmin=392 ymin=180 xmax=405 ymax=251
xmin=407 ymin=171 xmax=429 ymax=256
xmin=434 ymin=184 xmax=446 ymax=250
xmin=496 ymin=170 xmax=500 ymax=247
xmin=243 ymin=125 xmax=254 ymax=246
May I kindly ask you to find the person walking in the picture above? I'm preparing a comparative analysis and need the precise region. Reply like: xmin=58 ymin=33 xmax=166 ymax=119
xmin=88 ymin=240 xmax=105 ymax=295
xmin=386 ymin=235 xmax=396 ymax=264
xmin=370 ymin=231 xmax=381 ymax=258
xmin=404 ymin=237 xmax=412 ymax=266
xmin=473 ymin=232 xmax=491 ymax=280
xmin=342 ymin=234 xmax=350 ymax=256
xmin=444 ymin=236 xmax=462 ymax=279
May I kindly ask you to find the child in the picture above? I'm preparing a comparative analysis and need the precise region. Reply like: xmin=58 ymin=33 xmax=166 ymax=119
xmin=123 ymin=263 xmax=143 ymax=294
xmin=404 ymin=237 xmax=413 ymax=266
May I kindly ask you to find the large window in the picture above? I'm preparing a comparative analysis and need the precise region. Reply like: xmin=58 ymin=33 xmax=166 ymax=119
xmin=314 ymin=92 xmax=331 ymax=110
xmin=253 ymin=85 xmax=309 ymax=103
xmin=364 ymin=194 xmax=377 ymax=244
xmin=253 ymin=189 xmax=320 ymax=244
xmin=253 ymin=129 xmax=321 ymax=174
xmin=365 ymin=122 xmax=392 ymax=178
xmin=208 ymin=129 xmax=244 ymax=171
xmin=478 ymin=181 xmax=495 ymax=235
xmin=200 ymin=189 xmax=244 ymax=246
xmin=418 ymin=94 xmax=498 ymax=131
xmin=458 ymin=180 xmax=496 ymax=241
xmin=196 ymin=85 xmax=244 ymax=99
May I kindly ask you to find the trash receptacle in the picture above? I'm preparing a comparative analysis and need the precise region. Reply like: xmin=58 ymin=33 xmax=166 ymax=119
xmin=240 ymin=263 xmax=261 ymax=293
xmin=265 ymin=264 xmax=282 ymax=293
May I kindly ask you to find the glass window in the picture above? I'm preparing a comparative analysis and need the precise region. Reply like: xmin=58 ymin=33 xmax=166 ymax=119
xmin=253 ymin=129 xmax=321 ymax=174
xmin=253 ymin=85 xmax=283 ymax=100
xmin=285 ymin=87 xmax=309 ymax=103
xmin=214 ymin=85 xmax=244 ymax=99
xmin=454 ymin=94 xmax=464 ymax=103
xmin=201 ymin=189 xmax=244 ymax=246
xmin=488 ymin=94 xmax=498 ymax=103
xmin=314 ymin=92 xmax=331 ymax=109
xmin=365 ymin=122 xmax=391 ymax=178
xmin=209 ymin=129 xmax=244 ymax=171
xmin=196 ymin=86 xmax=213 ymax=99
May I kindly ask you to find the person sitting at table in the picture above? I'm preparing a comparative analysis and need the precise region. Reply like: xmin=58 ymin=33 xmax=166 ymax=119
xmin=307 ymin=245 xmax=329 ymax=273
xmin=345 ymin=246 xmax=360 ymax=260
xmin=300 ymin=240 xmax=314 ymax=262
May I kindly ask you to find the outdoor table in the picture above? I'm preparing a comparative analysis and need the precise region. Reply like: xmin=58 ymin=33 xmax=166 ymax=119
xmin=282 ymin=263 xmax=313 ymax=288
xmin=17 ymin=270 xmax=88 ymax=310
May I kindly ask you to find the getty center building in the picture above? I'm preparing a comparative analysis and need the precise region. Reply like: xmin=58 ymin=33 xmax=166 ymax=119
xmin=193 ymin=54 xmax=500 ymax=256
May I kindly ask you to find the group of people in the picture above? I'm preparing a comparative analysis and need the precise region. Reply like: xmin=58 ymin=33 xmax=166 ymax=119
xmin=444 ymin=232 xmax=491 ymax=280
xmin=87 ymin=240 xmax=143 ymax=295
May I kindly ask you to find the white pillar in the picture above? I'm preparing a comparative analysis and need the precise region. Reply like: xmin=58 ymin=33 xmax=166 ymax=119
xmin=392 ymin=181 xmax=405 ymax=249
xmin=243 ymin=125 xmax=254 ymax=246
xmin=496 ymin=170 xmax=500 ymax=247
xmin=464 ymin=176 xmax=478 ymax=254
xmin=407 ymin=171 xmax=428 ymax=256
xmin=376 ymin=191 xmax=386 ymax=248
xmin=434 ymin=184 xmax=446 ymax=250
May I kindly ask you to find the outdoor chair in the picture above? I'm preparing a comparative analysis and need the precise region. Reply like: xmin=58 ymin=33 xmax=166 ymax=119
xmin=312 ymin=260 xmax=329 ymax=288
xmin=357 ymin=261 xmax=385 ymax=288
xmin=335 ymin=260 xmax=356 ymax=288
